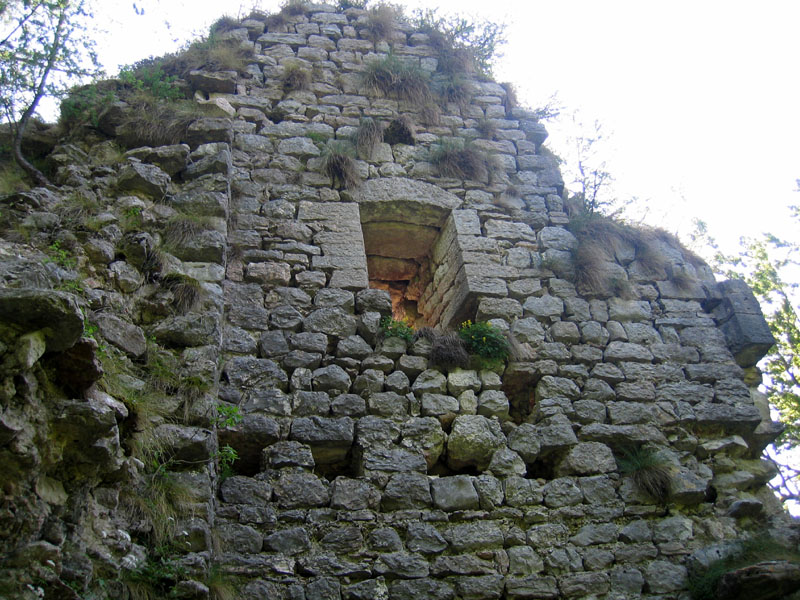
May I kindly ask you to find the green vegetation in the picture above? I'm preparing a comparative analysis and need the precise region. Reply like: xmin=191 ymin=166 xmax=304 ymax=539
xmin=411 ymin=8 xmax=506 ymax=77
xmin=44 ymin=240 xmax=76 ymax=269
xmin=321 ymin=140 xmax=359 ymax=190
xmin=361 ymin=53 xmax=432 ymax=104
xmin=1 ymin=0 xmax=99 ymax=185
xmin=616 ymin=446 xmax=672 ymax=504
xmin=124 ymin=545 xmax=187 ymax=600
xmin=430 ymin=139 xmax=490 ymax=181
xmin=696 ymin=201 xmax=800 ymax=507
xmin=459 ymin=320 xmax=510 ymax=362
xmin=687 ymin=536 xmax=800 ymax=600
xmin=380 ymin=316 xmax=415 ymax=343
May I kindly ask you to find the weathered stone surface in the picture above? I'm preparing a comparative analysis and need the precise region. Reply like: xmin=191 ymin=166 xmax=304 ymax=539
xmin=447 ymin=415 xmax=506 ymax=471
xmin=381 ymin=472 xmax=431 ymax=509
xmin=290 ymin=417 xmax=354 ymax=464
xmin=348 ymin=177 xmax=461 ymax=227
xmin=94 ymin=313 xmax=146 ymax=357
xmin=430 ymin=475 xmax=480 ymax=511
xmin=0 ymin=289 xmax=83 ymax=352
xmin=304 ymin=307 xmax=358 ymax=337
xmin=117 ymin=160 xmax=170 ymax=198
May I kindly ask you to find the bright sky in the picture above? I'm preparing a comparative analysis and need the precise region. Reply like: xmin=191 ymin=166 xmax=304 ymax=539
xmin=86 ymin=0 xmax=799 ymax=256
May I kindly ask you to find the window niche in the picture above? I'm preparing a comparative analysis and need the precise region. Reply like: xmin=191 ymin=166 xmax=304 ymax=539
xmin=350 ymin=178 xmax=465 ymax=329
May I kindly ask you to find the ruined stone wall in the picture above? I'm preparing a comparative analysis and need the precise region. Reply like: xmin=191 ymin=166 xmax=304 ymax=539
xmin=0 ymin=3 xmax=794 ymax=599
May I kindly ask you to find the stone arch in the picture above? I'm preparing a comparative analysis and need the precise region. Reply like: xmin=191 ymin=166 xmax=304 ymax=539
xmin=347 ymin=177 xmax=463 ymax=327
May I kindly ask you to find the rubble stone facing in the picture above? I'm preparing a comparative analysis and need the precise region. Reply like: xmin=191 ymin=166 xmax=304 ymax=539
xmin=0 ymin=3 xmax=791 ymax=599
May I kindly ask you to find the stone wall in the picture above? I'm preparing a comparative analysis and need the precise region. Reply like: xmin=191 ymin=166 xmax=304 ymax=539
xmin=0 ymin=3 xmax=796 ymax=599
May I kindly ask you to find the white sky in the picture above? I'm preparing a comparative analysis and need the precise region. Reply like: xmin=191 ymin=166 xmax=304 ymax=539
xmin=83 ymin=0 xmax=799 ymax=256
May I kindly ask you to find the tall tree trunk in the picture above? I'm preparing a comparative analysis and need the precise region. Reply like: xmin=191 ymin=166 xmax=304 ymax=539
xmin=12 ymin=5 xmax=68 ymax=187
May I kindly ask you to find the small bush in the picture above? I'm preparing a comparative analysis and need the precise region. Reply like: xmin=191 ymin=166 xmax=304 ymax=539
xmin=281 ymin=63 xmax=311 ymax=92
xmin=459 ymin=320 xmax=509 ymax=361
xmin=430 ymin=139 xmax=490 ymax=181
xmin=209 ymin=15 xmax=242 ymax=35
xmin=119 ymin=63 xmax=183 ymax=101
xmin=616 ymin=446 xmax=672 ymax=504
xmin=361 ymin=54 xmax=432 ymax=104
xmin=161 ymin=273 xmax=201 ymax=314
xmin=380 ymin=316 xmax=414 ymax=343
xmin=281 ymin=0 xmax=307 ymax=16
xmin=338 ymin=0 xmax=368 ymax=8
xmin=411 ymin=8 xmax=507 ymax=77
xmin=59 ymin=81 xmax=118 ymax=130
xmin=322 ymin=140 xmax=359 ymax=190
xmin=383 ymin=115 xmax=415 ymax=145
xmin=354 ymin=117 xmax=384 ymax=158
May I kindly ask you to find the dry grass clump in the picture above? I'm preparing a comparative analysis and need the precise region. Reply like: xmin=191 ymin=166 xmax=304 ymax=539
xmin=416 ymin=328 xmax=470 ymax=369
xmin=361 ymin=54 xmax=432 ymax=104
xmin=163 ymin=214 xmax=214 ymax=249
xmin=475 ymin=118 xmax=497 ymax=140
xmin=430 ymin=140 xmax=490 ymax=181
xmin=157 ymin=36 xmax=254 ymax=79
xmin=434 ymin=73 xmax=473 ymax=106
xmin=617 ymin=446 xmax=673 ymax=504
xmin=322 ymin=141 xmax=360 ymax=190
xmin=281 ymin=63 xmax=311 ymax=92
xmin=354 ymin=118 xmax=384 ymax=158
xmin=161 ymin=273 xmax=202 ymax=314
xmin=501 ymin=81 xmax=517 ymax=116
xmin=117 ymin=94 xmax=197 ymax=148
xmin=383 ymin=115 xmax=415 ymax=145
xmin=364 ymin=4 xmax=400 ymax=42
xmin=209 ymin=15 xmax=242 ymax=35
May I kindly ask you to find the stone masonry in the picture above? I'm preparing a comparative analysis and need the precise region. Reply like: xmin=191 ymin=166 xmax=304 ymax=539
xmin=0 ymin=3 xmax=796 ymax=600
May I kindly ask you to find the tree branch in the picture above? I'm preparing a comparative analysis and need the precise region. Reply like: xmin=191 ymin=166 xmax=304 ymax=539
xmin=11 ymin=2 xmax=68 ymax=186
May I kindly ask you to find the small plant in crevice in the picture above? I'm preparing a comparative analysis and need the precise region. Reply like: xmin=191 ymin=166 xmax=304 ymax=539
xmin=124 ymin=544 xmax=187 ymax=600
xmin=353 ymin=117 xmax=384 ymax=159
xmin=281 ymin=63 xmax=311 ymax=92
xmin=361 ymin=54 xmax=432 ymax=104
xmin=163 ymin=214 xmax=214 ymax=249
xmin=616 ymin=446 xmax=673 ymax=504
xmin=160 ymin=273 xmax=201 ymax=314
xmin=206 ymin=564 xmax=237 ymax=600
xmin=383 ymin=115 xmax=415 ymax=145
xmin=44 ymin=240 xmax=77 ymax=269
xmin=430 ymin=139 xmax=490 ymax=181
xmin=459 ymin=320 xmax=510 ymax=365
xmin=380 ymin=316 xmax=415 ymax=343
xmin=321 ymin=140 xmax=359 ymax=190
xmin=475 ymin=118 xmax=497 ymax=140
